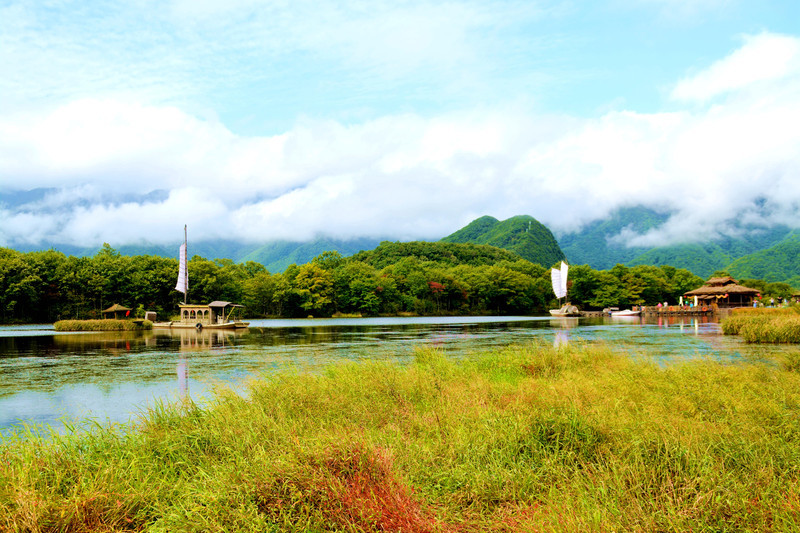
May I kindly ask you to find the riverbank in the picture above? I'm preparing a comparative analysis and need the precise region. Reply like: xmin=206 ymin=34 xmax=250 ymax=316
xmin=2 ymin=342 xmax=800 ymax=531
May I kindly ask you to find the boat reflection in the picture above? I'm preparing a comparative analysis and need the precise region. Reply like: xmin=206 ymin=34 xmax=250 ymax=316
xmin=549 ymin=317 xmax=579 ymax=329
xmin=553 ymin=330 xmax=569 ymax=348
xmin=148 ymin=327 xmax=248 ymax=351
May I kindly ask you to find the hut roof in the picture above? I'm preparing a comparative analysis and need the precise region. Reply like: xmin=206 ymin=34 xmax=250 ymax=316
xmin=102 ymin=303 xmax=131 ymax=313
xmin=684 ymin=280 xmax=759 ymax=297
xmin=704 ymin=276 xmax=737 ymax=287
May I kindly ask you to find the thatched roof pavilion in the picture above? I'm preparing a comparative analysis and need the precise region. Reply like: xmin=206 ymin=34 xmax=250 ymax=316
xmin=102 ymin=303 xmax=131 ymax=319
xmin=684 ymin=276 xmax=759 ymax=308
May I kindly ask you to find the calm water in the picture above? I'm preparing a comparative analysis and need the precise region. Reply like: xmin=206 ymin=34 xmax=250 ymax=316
xmin=1 ymin=315 xmax=795 ymax=435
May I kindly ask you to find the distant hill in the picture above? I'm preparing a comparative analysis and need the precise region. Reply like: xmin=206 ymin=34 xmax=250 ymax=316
xmin=557 ymin=206 xmax=795 ymax=280
xmin=726 ymin=231 xmax=800 ymax=285
xmin=441 ymin=215 xmax=565 ymax=267
xmin=351 ymin=241 xmax=524 ymax=270
xmin=242 ymin=237 xmax=381 ymax=272
xmin=556 ymin=206 xmax=669 ymax=269
xmin=12 ymin=237 xmax=381 ymax=273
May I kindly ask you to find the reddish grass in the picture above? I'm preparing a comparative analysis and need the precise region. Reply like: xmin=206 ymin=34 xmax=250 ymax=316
xmin=255 ymin=443 xmax=449 ymax=532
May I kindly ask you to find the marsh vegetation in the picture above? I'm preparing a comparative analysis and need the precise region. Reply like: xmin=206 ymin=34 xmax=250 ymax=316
xmin=3 ymin=342 xmax=799 ymax=531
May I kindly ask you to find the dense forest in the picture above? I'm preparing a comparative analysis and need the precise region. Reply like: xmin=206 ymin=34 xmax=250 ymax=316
xmin=1 ymin=241 xmax=795 ymax=324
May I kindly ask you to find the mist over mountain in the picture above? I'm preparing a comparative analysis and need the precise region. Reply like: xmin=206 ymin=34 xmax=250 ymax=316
xmin=6 ymin=204 xmax=800 ymax=285
xmin=556 ymin=206 xmax=795 ymax=280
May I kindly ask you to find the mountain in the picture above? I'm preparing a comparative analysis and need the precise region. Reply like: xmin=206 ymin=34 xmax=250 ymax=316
xmin=441 ymin=215 xmax=565 ymax=267
xmin=351 ymin=241 xmax=524 ymax=270
xmin=11 ymin=238 xmax=381 ymax=273
xmin=556 ymin=206 xmax=669 ymax=269
xmin=556 ymin=206 xmax=795 ymax=280
xmin=726 ymin=231 xmax=800 ymax=285
xmin=241 ymin=237 xmax=381 ymax=272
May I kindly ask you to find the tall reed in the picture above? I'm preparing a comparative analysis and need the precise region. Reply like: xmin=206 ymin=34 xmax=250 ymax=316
xmin=2 ymin=341 xmax=800 ymax=531
xmin=722 ymin=307 xmax=800 ymax=342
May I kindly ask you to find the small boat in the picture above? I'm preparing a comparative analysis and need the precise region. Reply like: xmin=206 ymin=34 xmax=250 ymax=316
xmin=610 ymin=309 xmax=640 ymax=317
xmin=550 ymin=304 xmax=581 ymax=317
xmin=151 ymin=226 xmax=249 ymax=330
xmin=549 ymin=261 xmax=580 ymax=316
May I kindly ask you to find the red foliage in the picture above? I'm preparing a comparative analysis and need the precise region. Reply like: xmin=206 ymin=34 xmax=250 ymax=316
xmin=256 ymin=443 xmax=450 ymax=532
xmin=428 ymin=281 xmax=445 ymax=294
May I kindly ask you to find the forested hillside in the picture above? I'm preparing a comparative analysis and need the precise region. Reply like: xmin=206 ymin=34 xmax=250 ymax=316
xmin=441 ymin=215 xmax=565 ymax=267
xmin=557 ymin=206 xmax=796 ymax=282
xmin=556 ymin=206 xmax=667 ymax=269
xmin=350 ymin=241 xmax=523 ymax=269
xmin=1 ymin=241 xmax=719 ymax=324
xmin=241 ymin=237 xmax=381 ymax=272
xmin=727 ymin=231 xmax=800 ymax=286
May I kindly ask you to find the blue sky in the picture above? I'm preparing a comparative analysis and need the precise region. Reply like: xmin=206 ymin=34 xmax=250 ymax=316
xmin=1 ymin=0 xmax=799 ymax=248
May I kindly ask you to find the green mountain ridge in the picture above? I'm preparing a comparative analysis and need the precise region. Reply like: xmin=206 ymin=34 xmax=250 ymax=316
xmin=350 ymin=240 xmax=524 ymax=269
xmin=556 ymin=206 xmax=796 ymax=282
xmin=726 ymin=231 xmax=800 ymax=286
xmin=10 ymin=206 xmax=800 ymax=286
xmin=441 ymin=215 xmax=566 ymax=267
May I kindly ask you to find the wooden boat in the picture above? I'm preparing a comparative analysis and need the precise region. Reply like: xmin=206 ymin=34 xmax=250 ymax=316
xmin=151 ymin=226 xmax=249 ymax=330
xmin=549 ymin=262 xmax=580 ymax=316
xmin=152 ymin=301 xmax=249 ymax=330
xmin=550 ymin=304 xmax=581 ymax=317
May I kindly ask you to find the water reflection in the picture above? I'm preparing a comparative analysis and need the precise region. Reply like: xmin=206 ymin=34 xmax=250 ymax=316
xmin=0 ymin=315 xmax=794 ymax=435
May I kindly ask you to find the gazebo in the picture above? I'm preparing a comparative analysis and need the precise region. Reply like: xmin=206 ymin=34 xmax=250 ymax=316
xmin=102 ymin=303 xmax=132 ymax=319
xmin=683 ymin=276 xmax=759 ymax=309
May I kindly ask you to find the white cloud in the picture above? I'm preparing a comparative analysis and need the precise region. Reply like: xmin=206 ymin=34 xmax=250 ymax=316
xmin=672 ymin=33 xmax=800 ymax=102
xmin=2 ymin=30 xmax=800 ymax=251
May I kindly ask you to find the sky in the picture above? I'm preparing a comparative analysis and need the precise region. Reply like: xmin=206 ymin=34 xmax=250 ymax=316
xmin=1 ymin=0 xmax=799 ymax=249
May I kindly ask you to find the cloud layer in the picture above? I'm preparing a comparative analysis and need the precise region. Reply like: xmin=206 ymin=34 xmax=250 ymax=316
xmin=1 ymin=0 xmax=799 ymax=251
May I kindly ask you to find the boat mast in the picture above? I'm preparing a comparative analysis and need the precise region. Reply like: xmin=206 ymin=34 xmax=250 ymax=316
xmin=183 ymin=224 xmax=188 ymax=305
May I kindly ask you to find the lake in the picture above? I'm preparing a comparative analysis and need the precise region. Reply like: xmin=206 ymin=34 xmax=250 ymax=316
xmin=1 ymin=315 xmax=793 ymax=435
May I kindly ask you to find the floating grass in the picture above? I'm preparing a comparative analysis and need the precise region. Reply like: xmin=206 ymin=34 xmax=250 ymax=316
xmin=53 ymin=319 xmax=153 ymax=332
xmin=2 ymin=342 xmax=800 ymax=531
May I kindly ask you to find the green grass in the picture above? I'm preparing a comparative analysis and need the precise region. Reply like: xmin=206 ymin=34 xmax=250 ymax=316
xmin=2 ymin=342 xmax=800 ymax=531
xmin=53 ymin=319 xmax=153 ymax=332
xmin=722 ymin=307 xmax=800 ymax=342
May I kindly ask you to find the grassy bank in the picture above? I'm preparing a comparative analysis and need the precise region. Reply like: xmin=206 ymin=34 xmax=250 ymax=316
xmin=3 ymin=342 xmax=800 ymax=531
xmin=53 ymin=319 xmax=153 ymax=332
xmin=721 ymin=307 xmax=800 ymax=343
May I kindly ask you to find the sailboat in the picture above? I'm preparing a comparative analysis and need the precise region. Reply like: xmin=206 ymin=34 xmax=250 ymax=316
xmin=549 ymin=261 xmax=580 ymax=317
xmin=152 ymin=226 xmax=249 ymax=330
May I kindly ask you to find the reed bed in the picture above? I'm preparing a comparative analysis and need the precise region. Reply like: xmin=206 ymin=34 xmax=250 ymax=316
xmin=2 ymin=342 xmax=800 ymax=531
xmin=722 ymin=307 xmax=800 ymax=342
xmin=53 ymin=319 xmax=153 ymax=332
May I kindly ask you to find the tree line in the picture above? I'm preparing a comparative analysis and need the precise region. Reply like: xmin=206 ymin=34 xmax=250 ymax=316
xmin=3 ymin=241 xmax=792 ymax=324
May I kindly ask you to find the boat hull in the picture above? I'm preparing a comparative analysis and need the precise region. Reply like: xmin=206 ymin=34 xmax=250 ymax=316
xmin=550 ymin=304 xmax=580 ymax=317
xmin=152 ymin=321 xmax=249 ymax=330
xmin=610 ymin=310 xmax=640 ymax=317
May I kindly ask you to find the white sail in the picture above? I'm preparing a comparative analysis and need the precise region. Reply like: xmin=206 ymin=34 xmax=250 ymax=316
xmin=175 ymin=243 xmax=188 ymax=295
xmin=560 ymin=261 xmax=569 ymax=297
xmin=551 ymin=268 xmax=566 ymax=299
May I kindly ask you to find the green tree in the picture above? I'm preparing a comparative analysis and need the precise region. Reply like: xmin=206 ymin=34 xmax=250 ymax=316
xmin=294 ymin=263 xmax=334 ymax=316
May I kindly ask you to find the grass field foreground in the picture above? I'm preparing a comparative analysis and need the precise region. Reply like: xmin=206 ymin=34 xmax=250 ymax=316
xmin=2 ymin=342 xmax=800 ymax=531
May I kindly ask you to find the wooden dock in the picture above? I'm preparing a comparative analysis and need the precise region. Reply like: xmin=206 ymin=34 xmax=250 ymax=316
xmin=640 ymin=305 xmax=716 ymax=317
xmin=581 ymin=304 xmax=738 ymax=319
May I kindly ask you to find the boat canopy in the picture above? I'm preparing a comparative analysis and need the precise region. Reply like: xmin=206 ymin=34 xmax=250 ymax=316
xmin=207 ymin=301 xmax=244 ymax=308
